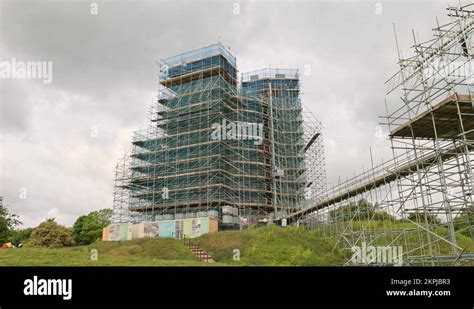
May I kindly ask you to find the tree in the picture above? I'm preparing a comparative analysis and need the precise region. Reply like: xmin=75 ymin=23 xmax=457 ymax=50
xmin=8 ymin=227 xmax=34 ymax=244
xmin=28 ymin=218 xmax=75 ymax=248
xmin=407 ymin=212 xmax=441 ymax=225
xmin=72 ymin=209 xmax=112 ymax=245
xmin=72 ymin=215 xmax=86 ymax=244
xmin=329 ymin=199 xmax=396 ymax=222
xmin=0 ymin=197 xmax=22 ymax=243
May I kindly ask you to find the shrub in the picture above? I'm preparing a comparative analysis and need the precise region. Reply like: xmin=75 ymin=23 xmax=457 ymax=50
xmin=28 ymin=218 xmax=75 ymax=248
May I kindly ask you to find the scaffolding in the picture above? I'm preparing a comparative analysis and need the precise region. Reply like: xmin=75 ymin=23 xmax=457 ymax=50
xmin=112 ymin=43 xmax=326 ymax=227
xmin=111 ymin=150 xmax=131 ymax=223
xmin=289 ymin=4 xmax=474 ymax=266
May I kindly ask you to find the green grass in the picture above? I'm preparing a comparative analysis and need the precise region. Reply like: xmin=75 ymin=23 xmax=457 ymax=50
xmin=0 ymin=237 xmax=206 ymax=266
xmin=322 ymin=220 xmax=474 ymax=265
xmin=1 ymin=224 xmax=473 ymax=266
xmin=340 ymin=220 xmax=474 ymax=255
xmin=0 ymin=226 xmax=345 ymax=266
xmin=193 ymin=225 xmax=346 ymax=266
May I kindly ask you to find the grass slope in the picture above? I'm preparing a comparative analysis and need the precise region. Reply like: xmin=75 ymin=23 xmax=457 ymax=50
xmin=193 ymin=225 xmax=345 ymax=266
xmin=1 ymin=224 xmax=472 ymax=266
xmin=0 ymin=238 xmax=203 ymax=266
xmin=347 ymin=220 xmax=474 ymax=256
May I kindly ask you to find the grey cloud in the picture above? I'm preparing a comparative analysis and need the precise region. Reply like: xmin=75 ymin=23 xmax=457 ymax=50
xmin=0 ymin=80 xmax=31 ymax=133
xmin=0 ymin=0 xmax=454 ymax=227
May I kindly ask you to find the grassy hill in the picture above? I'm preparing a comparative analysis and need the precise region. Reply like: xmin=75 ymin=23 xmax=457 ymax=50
xmin=0 ymin=226 xmax=344 ymax=266
xmin=193 ymin=225 xmax=345 ymax=266
xmin=0 ymin=237 xmax=203 ymax=266
xmin=0 ymin=224 xmax=472 ymax=266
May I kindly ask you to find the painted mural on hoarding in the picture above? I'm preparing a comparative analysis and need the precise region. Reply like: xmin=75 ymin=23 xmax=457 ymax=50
xmin=105 ymin=217 xmax=216 ymax=241
xmin=119 ymin=223 xmax=131 ymax=241
xmin=109 ymin=224 xmax=120 ymax=241
xmin=144 ymin=222 xmax=160 ymax=237
xmin=200 ymin=218 xmax=209 ymax=234
xmin=192 ymin=219 xmax=201 ymax=238
xmin=132 ymin=223 xmax=145 ymax=239
xmin=159 ymin=221 xmax=176 ymax=238
xmin=175 ymin=220 xmax=183 ymax=239
xmin=102 ymin=227 xmax=110 ymax=241
xmin=183 ymin=219 xmax=192 ymax=237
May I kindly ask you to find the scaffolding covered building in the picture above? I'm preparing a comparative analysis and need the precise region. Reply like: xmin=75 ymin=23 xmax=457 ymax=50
xmin=113 ymin=43 xmax=326 ymax=227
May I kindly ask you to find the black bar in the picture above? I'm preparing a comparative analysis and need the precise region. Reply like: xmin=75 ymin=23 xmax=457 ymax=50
xmin=0 ymin=267 xmax=472 ymax=306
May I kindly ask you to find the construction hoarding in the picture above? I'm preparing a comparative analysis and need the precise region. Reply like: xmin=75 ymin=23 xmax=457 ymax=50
xmin=159 ymin=220 xmax=176 ymax=238
xmin=105 ymin=217 xmax=216 ymax=241
xmin=102 ymin=227 xmax=110 ymax=241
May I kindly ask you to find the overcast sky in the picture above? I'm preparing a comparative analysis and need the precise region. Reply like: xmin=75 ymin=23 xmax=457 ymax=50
xmin=0 ymin=0 xmax=462 ymax=228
